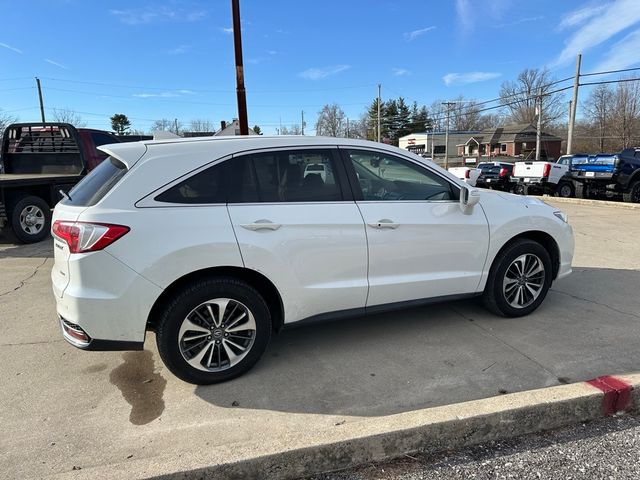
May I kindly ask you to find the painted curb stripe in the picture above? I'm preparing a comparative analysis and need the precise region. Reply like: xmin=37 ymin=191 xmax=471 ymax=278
xmin=586 ymin=375 xmax=633 ymax=414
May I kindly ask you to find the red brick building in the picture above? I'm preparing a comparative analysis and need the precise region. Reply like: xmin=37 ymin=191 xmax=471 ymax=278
xmin=456 ymin=124 xmax=562 ymax=160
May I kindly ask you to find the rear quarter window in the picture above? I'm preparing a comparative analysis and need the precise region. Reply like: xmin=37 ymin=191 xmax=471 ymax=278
xmin=62 ymin=157 xmax=127 ymax=207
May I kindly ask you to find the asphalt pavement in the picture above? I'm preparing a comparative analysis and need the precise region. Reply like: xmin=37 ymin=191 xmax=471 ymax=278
xmin=0 ymin=199 xmax=639 ymax=478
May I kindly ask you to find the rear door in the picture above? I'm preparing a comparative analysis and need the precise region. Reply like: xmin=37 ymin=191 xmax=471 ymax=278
xmin=342 ymin=148 xmax=489 ymax=306
xmin=226 ymin=148 xmax=368 ymax=324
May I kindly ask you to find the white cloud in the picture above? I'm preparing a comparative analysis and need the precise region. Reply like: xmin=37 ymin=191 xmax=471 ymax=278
xmin=167 ymin=45 xmax=190 ymax=55
xmin=443 ymin=71 xmax=501 ymax=86
xmin=392 ymin=68 xmax=411 ymax=77
xmin=553 ymin=0 xmax=640 ymax=67
xmin=497 ymin=16 xmax=544 ymax=28
xmin=404 ymin=26 xmax=436 ymax=41
xmin=0 ymin=42 xmax=22 ymax=54
xmin=45 ymin=59 xmax=68 ymax=70
xmin=221 ymin=27 xmax=233 ymax=34
xmin=557 ymin=4 xmax=606 ymax=30
xmin=299 ymin=65 xmax=350 ymax=80
xmin=594 ymin=27 xmax=640 ymax=71
xmin=110 ymin=7 xmax=207 ymax=25
xmin=455 ymin=0 xmax=474 ymax=33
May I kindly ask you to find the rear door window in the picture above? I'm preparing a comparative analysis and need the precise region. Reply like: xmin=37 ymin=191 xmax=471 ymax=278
xmin=62 ymin=157 xmax=127 ymax=206
xmin=228 ymin=149 xmax=344 ymax=203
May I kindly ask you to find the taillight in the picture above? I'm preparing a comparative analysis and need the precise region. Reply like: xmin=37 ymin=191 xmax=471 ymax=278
xmin=465 ymin=169 xmax=471 ymax=179
xmin=499 ymin=167 xmax=508 ymax=177
xmin=542 ymin=163 xmax=551 ymax=178
xmin=52 ymin=221 xmax=129 ymax=253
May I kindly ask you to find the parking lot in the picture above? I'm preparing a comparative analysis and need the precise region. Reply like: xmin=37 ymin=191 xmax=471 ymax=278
xmin=1 ymin=199 xmax=639 ymax=479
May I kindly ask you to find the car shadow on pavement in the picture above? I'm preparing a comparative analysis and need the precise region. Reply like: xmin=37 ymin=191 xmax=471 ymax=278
xmin=0 ymin=231 xmax=52 ymax=258
xmin=194 ymin=267 xmax=640 ymax=417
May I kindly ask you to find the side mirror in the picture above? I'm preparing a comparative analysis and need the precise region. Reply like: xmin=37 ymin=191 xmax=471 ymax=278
xmin=460 ymin=186 xmax=480 ymax=210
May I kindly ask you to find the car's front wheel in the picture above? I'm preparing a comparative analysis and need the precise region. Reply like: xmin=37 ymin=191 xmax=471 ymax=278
xmin=156 ymin=278 xmax=271 ymax=384
xmin=482 ymin=239 xmax=552 ymax=317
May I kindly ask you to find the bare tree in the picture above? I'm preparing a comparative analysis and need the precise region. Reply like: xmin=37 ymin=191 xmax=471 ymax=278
xmin=52 ymin=108 xmax=87 ymax=127
xmin=429 ymin=96 xmax=493 ymax=132
xmin=610 ymin=77 xmax=640 ymax=149
xmin=152 ymin=118 xmax=183 ymax=135
xmin=0 ymin=111 xmax=17 ymax=142
xmin=281 ymin=124 xmax=302 ymax=135
xmin=315 ymin=103 xmax=346 ymax=137
xmin=582 ymin=84 xmax=614 ymax=152
xmin=499 ymin=68 xmax=565 ymax=127
xmin=189 ymin=119 xmax=214 ymax=132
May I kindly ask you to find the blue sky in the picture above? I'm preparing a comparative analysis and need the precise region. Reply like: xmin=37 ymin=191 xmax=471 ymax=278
xmin=1 ymin=0 xmax=640 ymax=134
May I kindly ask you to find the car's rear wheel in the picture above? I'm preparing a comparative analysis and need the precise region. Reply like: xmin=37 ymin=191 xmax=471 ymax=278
xmin=623 ymin=181 xmax=640 ymax=203
xmin=482 ymin=239 xmax=552 ymax=317
xmin=156 ymin=277 xmax=271 ymax=384
xmin=556 ymin=182 xmax=574 ymax=198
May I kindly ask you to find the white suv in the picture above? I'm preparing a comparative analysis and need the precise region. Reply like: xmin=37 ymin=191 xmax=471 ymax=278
xmin=51 ymin=136 xmax=573 ymax=384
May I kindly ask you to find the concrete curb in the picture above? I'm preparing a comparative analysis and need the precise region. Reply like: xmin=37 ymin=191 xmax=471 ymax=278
xmin=87 ymin=373 xmax=636 ymax=480
xmin=533 ymin=195 xmax=640 ymax=210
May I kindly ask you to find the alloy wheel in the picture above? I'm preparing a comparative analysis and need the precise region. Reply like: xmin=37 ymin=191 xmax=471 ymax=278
xmin=502 ymin=254 xmax=545 ymax=309
xmin=178 ymin=298 xmax=256 ymax=372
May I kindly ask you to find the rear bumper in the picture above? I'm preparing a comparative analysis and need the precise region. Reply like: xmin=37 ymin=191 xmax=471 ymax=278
xmin=570 ymin=172 xmax=616 ymax=183
xmin=52 ymin=250 xmax=163 ymax=345
xmin=59 ymin=316 xmax=143 ymax=351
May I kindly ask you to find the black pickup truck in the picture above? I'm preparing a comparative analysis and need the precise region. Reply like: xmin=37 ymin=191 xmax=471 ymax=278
xmin=570 ymin=148 xmax=640 ymax=202
xmin=0 ymin=123 xmax=120 ymax=243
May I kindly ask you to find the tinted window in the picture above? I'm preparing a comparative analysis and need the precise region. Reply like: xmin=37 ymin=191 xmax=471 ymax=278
xmin=346 ymin=150 xmax=459 ymax=201
xmin=228 ymin=150 xmax=343 ymax=203
xmin=155 ymin=162 xmax=227 ymax=204
xmin=62 ymin=157 xmax=127 ymax=206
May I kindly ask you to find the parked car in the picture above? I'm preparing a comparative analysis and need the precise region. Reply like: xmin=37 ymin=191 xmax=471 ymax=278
xmin=0 ymin=123 xmax=120 ymax=243
xmin=570 ymin=149 xmax=640 ymax=202
xmin=51 ymin=136 xmax=574 ymax=384
xmin=447 ymin=166 xmax=480 ymax=187
xmin=512 ymin=156 xmax=574 ymax=197
xmin=475 ymin=162 xmax=515 ymax=192
xmin=303 ymin=163 xmax=327 ymax=182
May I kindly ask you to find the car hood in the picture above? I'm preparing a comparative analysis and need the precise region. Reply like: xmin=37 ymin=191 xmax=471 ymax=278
xmin=479 ymin=188 xmax=548 ymax=207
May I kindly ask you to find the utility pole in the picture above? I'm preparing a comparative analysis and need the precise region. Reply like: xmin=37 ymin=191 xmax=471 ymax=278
xmin=442 ymin=101 xmax=455 ymax=169
xmin=377 ymin=83 xmax=381 ymax=143
xmin=301 ymin=110 xmax=305 ymax=135
xmin=566 ymin=53 xmax=582 ymax=155
xmin=231 ymin=0 xmax=249 ymax=135
xmin=174 ymin=118 xmax=179 ymax=135
xmin=535 ymin=88 xmax=542 ymax=161
xmin=346 ymin=117 xmax=350 ymax=138
xmin=35 ymin=77 xmax=45 ymax=123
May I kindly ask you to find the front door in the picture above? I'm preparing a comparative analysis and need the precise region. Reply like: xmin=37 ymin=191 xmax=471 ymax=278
xmin=342 ymin=148 xmax=490 ymax=307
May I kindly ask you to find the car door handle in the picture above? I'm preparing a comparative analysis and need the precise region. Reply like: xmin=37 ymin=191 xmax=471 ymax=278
xmin=240 ymin=220 xmax=281 ymax=231
xmin=368 ymin=219 xmax=399 ymax=229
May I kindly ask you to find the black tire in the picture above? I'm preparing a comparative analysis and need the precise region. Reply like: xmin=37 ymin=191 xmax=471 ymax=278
xmin=482 ymin=239 xmax=553 ymax=318
xmin=10 ymin=195 xmax=51 ymax=244
xmin=555 ymin=182 xmax=574 ymax=198
xmin=623 ymin=181 xmax=640 ymax=203
xmin=574 ymin=182 xmax=589 ymax=199
xmin=514 ymin=184 xmax=525 ymax=195
xmin=156 ymin=277 xmax=272 ymax=384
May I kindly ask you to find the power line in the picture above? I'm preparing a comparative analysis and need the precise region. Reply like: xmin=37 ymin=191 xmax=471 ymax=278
xmin=579 ymin=77 xmax=640 ymax=87
xmin=580 ymin=66 xmax=640 ymax=78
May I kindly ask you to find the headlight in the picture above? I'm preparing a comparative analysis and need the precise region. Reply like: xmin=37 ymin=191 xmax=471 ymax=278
xmin=553 ymin=211 xmax=568 ymax=223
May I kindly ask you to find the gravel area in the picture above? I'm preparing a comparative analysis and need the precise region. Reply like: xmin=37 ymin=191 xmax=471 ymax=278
xmin=311 ymin=414 xmax=640 ymax=480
